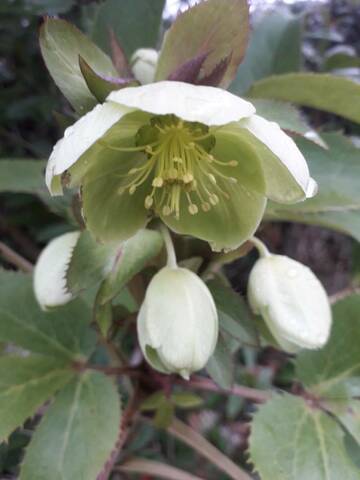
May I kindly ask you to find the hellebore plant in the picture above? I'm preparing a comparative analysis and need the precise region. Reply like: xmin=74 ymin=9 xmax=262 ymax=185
xmin=46 ymin=81 xmax=317 ymax=251
xmin=248 ymin=237 xmax=332 ymax=353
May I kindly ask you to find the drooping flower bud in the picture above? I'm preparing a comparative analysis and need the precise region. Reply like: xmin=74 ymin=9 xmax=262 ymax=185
xmin=137 ymin=266 xmax=218 ymax=379
xmin=34 ymin=231 xmax=80 ymax=310
xmin=131 ymin=48 xmax=159 ymax=85
xmin=248 ymin=239 xmax=332 ymax=353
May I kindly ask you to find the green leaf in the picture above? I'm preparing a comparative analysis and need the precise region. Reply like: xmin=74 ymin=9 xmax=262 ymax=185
xmin=333 ymin=400 xmax=360 ymax=445
xmin=40 ymin=18 xmax=118 ymax=114
xmin=0 ymin=160 xmax=46 ymax=194
xmin=140 ymin=391 xmax=165 ymax=411
xmin=154 ymin=400 xmax=174 ymax=429
xmin=24 ymin=0 xmax=75 ymax=14
xmin=248 ymin=73 xmax=360 ymax=124
xmin=250 ymin=99 xmax=325 ymax=147
xmin=230 ymin=11 xmax=301 ymax=95
xmin=66 ymin=231 xmax=118 ymax=295
xmin=295 ymin=294 xmax=360 ymax=398
xmin=266 ymin=134 xmax=360 ymax=242
xmin=0 ymin=270 xmax=95 ymax=361
xmin=206 ymin=333 xmax=234 ymax=389
xmin=92 ymin=0 xmax=165 ymax=58
xmin=171 ymin=392 xmax=203 ymax=409
xmin=324 ymin=53 xmax=360 ymax=72
xmin=20 ymin=371 xmax=121 ymax=480
xmin=0 ymin=355 xmax=73 ymax=442
xmin=79 ymin=56 xmax=136 ymax=103
xmin=155 ymin=0 xmax=249 ymax=88
xmin=97 ymin=229 xmax=163 ymax=304
xmin=207 ymin=279 xmax=258 ymax=346
xmin=249 ymin=394 xmax=360 ymax=480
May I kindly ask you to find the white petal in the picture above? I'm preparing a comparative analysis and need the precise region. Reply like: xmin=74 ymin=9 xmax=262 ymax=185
xmin=137 ymin=267 xmax=218 ymax=377
xmin=108 ymin=81 xmax=255 ymax=126
xmin=248 ymin=255 xmax=332 ymax=351
xmin=240 ymin=115 xmax=317 ymax=203
xmin=46 ymin=102 xmax=132 ymax=194
xmin=131 ymin=48 xmax=159 ymax=85
xmin=34 ymin=231 xmax=80 ymax=310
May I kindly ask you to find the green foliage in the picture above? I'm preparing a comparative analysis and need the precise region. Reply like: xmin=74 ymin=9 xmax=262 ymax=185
xmin=0 ymin=355 xmax=73 ymax=442
xmin=295 ymin=294 xmax=360 ymax=398
xmin=249 ymin=73 xmax=360 ymax=124
xmin=20 ymin=371 xmax=121 ymax=480
xmin=250 ymin=99 xmax=324 ymax=146
xmin=0 ymin=160 xmax=46 ymax=194
xmin=97 ymin=229 xmax=163 ymax=304
xmin=231 ymin=11 xmax=301 ymax=95
xmin=249 ymin=394 xmax=360 ymax=480
xmin=155 ymin=0 xmax=249 ymax=88
xmin=207 ymin=279 xmax=258 ymax=346
xmin=0 ymin=270 xmax=95 ymax=361
xmin=266 ymin=134 xmax=360 ymax=242
xmin=206 ymin=333 xmax=234 ymax=389
xmin=40 ymin=18 xmax=118 ymax=113
xmin=92 ymin=0 xmax=165 ymax=57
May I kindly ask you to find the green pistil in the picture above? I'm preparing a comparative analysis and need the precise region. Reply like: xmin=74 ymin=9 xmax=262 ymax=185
xmin=104 ymin=115 xmax=238 ymax=219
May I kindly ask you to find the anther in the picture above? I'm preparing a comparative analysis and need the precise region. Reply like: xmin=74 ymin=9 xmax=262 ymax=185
xmin=229 ymin=177 xmax=238 ymax=184
xmin=188 ymin=204 xmax=198 ymax=215
xmin=208 ymin=174 xmax=217 ymax=184
xmin=183 ymin=173 xmax=194 ymax=184
xmin=162 ymin=205 xmax=172 ymax=216
xmin=202 ymin=202 xmax=211 ymax=212
xmin=144 ymin=196 xmax=153 ymax=209
xmin=173 ymin=157 xmax=183 ymax=164
xmin=209 ymin=194 xmax=219 ymax=205
xmin=129 ymin=168 xmax=139 ymax=175
xmin=152 ymin=177 xmax=164 ymax=188
xmin=129 ymin=185 xmax=137 ymax=195
xmin=229 ymin=160 xmax=238 ymax=166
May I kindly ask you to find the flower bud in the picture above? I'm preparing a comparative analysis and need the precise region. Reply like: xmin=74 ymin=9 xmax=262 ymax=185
xmin=248 ymin=254 xmax=332 ymax=353
xmin=34 ymin=231 xmax=80 ymax=310
xmin=137 ymin=267 xmax=218 ymax=379
xmin=131 ymin=48 xmax=158 ymax=84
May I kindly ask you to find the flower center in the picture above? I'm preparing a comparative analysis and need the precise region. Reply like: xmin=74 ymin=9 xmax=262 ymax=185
xmin=105 ymin=115 xmax=238 ymax=219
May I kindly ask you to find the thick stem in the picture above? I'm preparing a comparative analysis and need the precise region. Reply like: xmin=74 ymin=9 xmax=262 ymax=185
xmin=160 ymin=224 xmax=177 ymax=268
xmin=249 ymin=236 xmax=271 ymax=258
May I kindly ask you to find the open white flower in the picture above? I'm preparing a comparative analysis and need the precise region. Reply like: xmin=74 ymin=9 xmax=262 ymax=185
xmin=33 ymin=231 xmax=80 ymax=310
xmin=137 ymin=266 xmax=218 ymax=379
xmin=46 ymin=81 xmax=317 ymax=251
xmin=248 ymin=241 xmax=332 ymax=353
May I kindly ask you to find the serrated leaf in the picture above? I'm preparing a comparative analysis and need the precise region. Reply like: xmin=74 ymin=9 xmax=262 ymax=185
xmin=0 ymin=270 xmax=95 ymax=361
xmin=206 ymin=333 xmax=234 ymax=389
xmin=231 ymin=11 xmax=301 ymax=95
xmin=248 ymin=73 xmax=360 ymax=124
xmin=0 ymin=355 xmax=73 ymax=442
xmin=97 ymin=229 xmax=163 ymax=304
xmin=207 ymin=279 xmax=258 ymax=346
xmin=250 ymin=99 xmax=325 ymax=147
xmin=155 ymin=0 xmax=249 ymax=88
xmin=249 ymin=394 xmax=360 ymax=480
xmin=40 ymin=18 xmax=118 ymax=113
xmin=92 ymin=0 xmax=165 ymax=57
xmin=266 ymin=134 xmax=360 ymax=242
xmin=0 ymin=160 xmax=46 ymax=194
xmin=66 ymin=231 xmax=118 ymax=295
xmin=295 ymin=294 xmax=360 ymax=398
xmin=20 ymin=371 xmax=121 ymax=480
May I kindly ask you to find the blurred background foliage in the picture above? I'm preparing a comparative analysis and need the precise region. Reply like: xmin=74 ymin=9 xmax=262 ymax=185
xmin=1 ymin=0 xmax=360 ymax=477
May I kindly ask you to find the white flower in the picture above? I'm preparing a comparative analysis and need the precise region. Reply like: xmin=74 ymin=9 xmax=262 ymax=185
xmin=248 ymin=250 xmax=332 ymax=353
xmin=46 ymin=81 xmax=317 ymax=251
xmin=33 ymin=231 xmax=80 ymax=310
xmin=131 ymin=48 xmax=159 ymax=85
xmin=137 ymin=266 xmax=218 ymax=379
